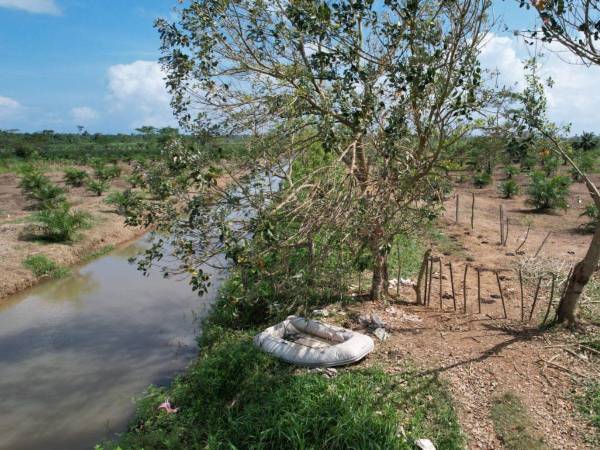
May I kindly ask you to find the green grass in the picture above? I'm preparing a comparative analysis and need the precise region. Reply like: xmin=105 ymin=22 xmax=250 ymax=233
xmin=22 ymin=254 xmax=70 ymax=279
xmin=389 ymin=232 xmax=426 ymax=279
xmin=98 ymin=327 xmax=464 ymax=450
xmin=577 ymin=382 xmax=600 ymax=444
xmin=83 ymin=244 xmax=115 ymax=262
xmin=490 ymin=392 xmax=547 ymax=450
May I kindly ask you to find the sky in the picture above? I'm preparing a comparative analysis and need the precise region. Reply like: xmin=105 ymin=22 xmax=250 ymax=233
xmin=0 ymin=0 xmax=599 ymax=134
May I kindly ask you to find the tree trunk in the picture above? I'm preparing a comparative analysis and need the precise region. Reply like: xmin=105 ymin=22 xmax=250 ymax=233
xmin=556 ymin=221 xmax=600 ymax=326
xmin=371 ymin=250 xmax=389 ymax=301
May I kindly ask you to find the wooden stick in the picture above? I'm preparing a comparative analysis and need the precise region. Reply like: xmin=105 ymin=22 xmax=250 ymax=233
xmin=516 ymin=223 xmax=531 ymax=253
xmin=477 ymin=268 xmax=481 ymax=314
xmin=471 ymin=192 xmax=475 ymax=229
xmin=529 ymin=276 xmax=543 ymax=321
xmin=455 ymin=194 xmax=459 ymax=224
xmin=448 ymin=262 xmax=457 ymax=311
xmin=423 ymin=256 xmax=430 ymax=305
xmin=499 ymin=205 xmax=504 ymax=244
xmin=396 ymin=242 xmax=401 ymax=298
xmin=496 ymin=271 xmax=508 ymax=319
xmin=358 ymin=272 xmax=362 ymax=294
xmin=463 ymin=264 xmax=469 ymax=314
xmin=415 ymin=249 xmax=431 ymax=305
xmin=534 ymin=232 xmax=552 ymax=258
xmin=503 ymin=217 xmax=509 ymax=246
xmin=519 ymin=268 xmax=524 ymax=322
xmin=543 ymin=274 xmax=557 ymax=325
xmin=439 ymin=258 xmax=443 ymax=310
xmin=427 ymin=257 xmax=434 ymax=307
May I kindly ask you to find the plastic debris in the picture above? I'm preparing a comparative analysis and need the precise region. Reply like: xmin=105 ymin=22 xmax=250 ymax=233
xmin=415 ymin=438 xmax=436 ymax=450
xmin=158 ymin=400 xmax=178 ymax=414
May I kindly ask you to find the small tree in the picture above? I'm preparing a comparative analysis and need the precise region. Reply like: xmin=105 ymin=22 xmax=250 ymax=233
xmin=32 ymin=204 xmax=90 ymax=242
xmin=63 ymin=168 xmax=89 ymax=187
xmin=142 ymin=0 xmax=492 ymax=303
xmin=86 ymin=179 xmax=109 ymax=196
xmin=527 ymin=171 xmax=570 ymax=210
xmin=499 ymin=179 xmax=520 ymax=199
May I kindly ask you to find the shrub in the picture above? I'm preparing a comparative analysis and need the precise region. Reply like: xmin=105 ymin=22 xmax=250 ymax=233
xmin=125 ymin=173 xmax=145 ymax=188
xmin=95 ymin=164 xmax=121 ymax=181
xmin=499 ymin=179 xmax=520 ymax=199
xmin=31 ymin=204 xmax=91 ymax=242
xmin=146 ymin=168 xmax=173 ymax=199
xmin=527 ymin=171 xmax=571 ymax=211
xmin=541 ymin=155 xmax=560 ymax=176
xmin=19 ymin=169 xmax=49 ymax=193
xmin=86 ymin=179 xmax=109 ymax=196
xmin=473 ymin=171 xmax=492 ymax=188
xmin=580 ymin=204 xmax=599 ymax=233
xmin=105 ymin=189 xmax=143 ymax=216
xmin=63 ymin=168 xmax=88 ymax=187
xmin=504 ymin=165 xmax=519 ymax=179
xmin=571 ymin=153 xmax=596 ymax=182
xmin=14 ymin=143 xmax=37 ymax=159
xmin=27 ymin=182 xmax=67 ymax=209
xmin=22 ymin=254 xmax=69 ymax=278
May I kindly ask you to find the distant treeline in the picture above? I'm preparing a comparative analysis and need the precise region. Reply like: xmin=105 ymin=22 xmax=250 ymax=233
xmin=0 ymin=127 xmax=249 ymax=163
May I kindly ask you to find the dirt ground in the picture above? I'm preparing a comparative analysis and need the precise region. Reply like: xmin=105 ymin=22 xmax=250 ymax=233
xmin=335 ymin=172 xmax=600 ymax=449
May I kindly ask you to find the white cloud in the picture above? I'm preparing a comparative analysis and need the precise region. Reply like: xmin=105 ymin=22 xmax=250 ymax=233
xmin=0 ymin=0 xmax=61 ymax=15
xmin=107 ymin=60 xmax=176 ymax=129
xmin=71 ymin=106 xmax=98 ymax=123
xmin=0 ymin=95 xmax=24 ymax=120
xmin=479 ymin=33 xmax=600 ymax=133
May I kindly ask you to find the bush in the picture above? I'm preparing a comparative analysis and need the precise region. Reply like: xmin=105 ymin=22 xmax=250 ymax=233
xmin=27 ymin=182 xmax=67 ymax=209
xmin=22 ymin=254 xmax=69 ymax=278
xmin=31 ymin=204 xmax=91 ymax=242
xmin=63 ymin=168 xmax=88 ymax=187
xmin=499 ymin=179 xmax=520 ymax=199
xmin=19 ymin=169 xmax=49 ymax=193
xmin=105 ymin=189 xmax=143 ymax=215
xmin=580 ymin=204 xmax=599 ymax=233
xmin=14 ymin=143 xmax=37 ymax=159
xmin=473 ymin=171 xmax=492 ymax=188
xmin=95 ymin=164 xmax=121 ymax=181
xmin=504 ymin=165 xmax=519 ymax=179
xmin=125 ymin=173 xmax=145 ymax=188
xmin=86 ymin=179 xmax=109 ymax=196
xmin=541 ymin=155 xmax=560 ymax=176
xmin=571 ymin=153 xmax=596 ymax=182
xmin=146 ymin=168 xmax=173 ymax=199
xmin=527 ymin=171 xmax=571 ymax=211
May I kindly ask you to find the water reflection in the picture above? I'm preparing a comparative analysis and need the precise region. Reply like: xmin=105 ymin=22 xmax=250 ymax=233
xmin=0 ymin=235 xmax=222 ymax=450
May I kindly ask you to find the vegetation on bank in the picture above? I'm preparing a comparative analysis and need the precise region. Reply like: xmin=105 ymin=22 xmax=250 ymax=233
xmin=22 ymin=254 xmax=70 ymax=279
xmin=98 ymin=300 xmax=463 ymax=450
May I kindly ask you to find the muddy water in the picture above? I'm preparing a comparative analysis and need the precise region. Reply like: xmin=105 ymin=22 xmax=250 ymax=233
xmin=0 ymin=236 xmax=226 ymax=450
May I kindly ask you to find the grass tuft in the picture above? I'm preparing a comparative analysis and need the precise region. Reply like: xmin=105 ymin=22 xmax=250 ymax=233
xmin=490 ymin=392 xmax=547 ymax=450
xmin=22 ymin=254 xmax=70 ymax=279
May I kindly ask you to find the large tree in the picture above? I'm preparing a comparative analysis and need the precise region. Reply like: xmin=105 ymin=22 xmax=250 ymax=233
xmin=515 ymin=0 xmax=600 ymax=326
xmin=148 ymin=0 xmax=491 ymax=302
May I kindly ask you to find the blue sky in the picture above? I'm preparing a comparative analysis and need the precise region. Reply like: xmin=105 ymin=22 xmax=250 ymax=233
xmin=0 ymin=0 xmax=598 ymax=134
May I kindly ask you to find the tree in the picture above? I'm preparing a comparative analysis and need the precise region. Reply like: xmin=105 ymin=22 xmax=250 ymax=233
xmin=147 ymin=0 xmax=491 ymax=302
xmin=516 ymin=1 xmax=600 ymax=326
xmin=521 ymin=0 xmax=600 ymax=65
xmin=508 ymin=57 xmax=600 ymax=327
xmin=573 ymin=131 xmax=598 ymax=152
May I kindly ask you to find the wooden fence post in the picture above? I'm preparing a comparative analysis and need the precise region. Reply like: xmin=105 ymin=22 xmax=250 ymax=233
xmin=471 ymin=192 xmax=475 ymax=229
xmin=439 ymin=258 xmax=443 ymax=310
xmin=463 ymin=264 xmax=469 ymax=314
xmin=529 ymin=277 xmax=543 ymax=321
xmin=448 ymin=262 xmax=457 ymax=311
xmin=477 ymin=268 xmax=481 ymax=314
xmin=519 ymin=268 xmax=524 ymax=322
xmin=496 ymin=272 xmax=508 ymax=319
xmin=542 ymin=274 xmax=557 ymax=325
